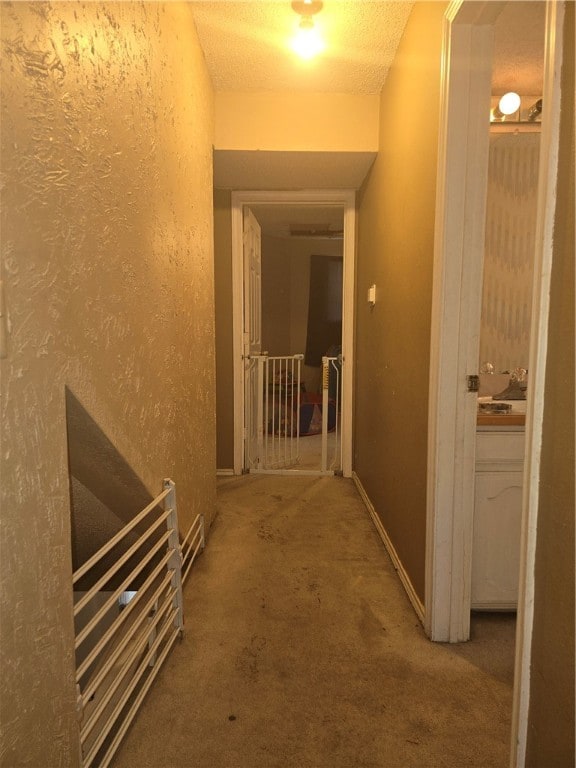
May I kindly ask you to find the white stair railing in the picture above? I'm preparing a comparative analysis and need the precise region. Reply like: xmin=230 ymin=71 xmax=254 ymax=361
xmin=72 ymin=478 xmax=204 ymax=768
xmin=180 ymin=509 xmax=205 ymax=584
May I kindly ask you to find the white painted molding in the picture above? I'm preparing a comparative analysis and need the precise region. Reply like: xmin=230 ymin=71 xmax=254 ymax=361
xmin=340 ymin=197 xmax=356 ymax=478
xmin=231 ymin=196 xmax=245 ymax=475
xmin=216 ymin=469 xmax=235 ymax=477
xmin=510 ymin=3 xmax=564 ymax=767
xmin=230 ymin=189 xmax=356 ymax=478
xmin=352 ymin=472 xmax=425 ymax=625
xmin=426 ymin=3 xmax=495 ymax=644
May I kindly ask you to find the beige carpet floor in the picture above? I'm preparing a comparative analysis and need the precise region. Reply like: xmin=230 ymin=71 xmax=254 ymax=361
xmin=112 ymin=475 xmax=515 ymax=768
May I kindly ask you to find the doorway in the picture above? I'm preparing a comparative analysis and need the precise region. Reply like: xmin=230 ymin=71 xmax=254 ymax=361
xmin=252 ymin=203 xmax=344 ymax=473
xmin=230 ymin=190 xmax=356 ymax=477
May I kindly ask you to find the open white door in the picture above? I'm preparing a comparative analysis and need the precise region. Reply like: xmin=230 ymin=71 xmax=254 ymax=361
xmin=243 ymin=207 xmax=263 ymax=470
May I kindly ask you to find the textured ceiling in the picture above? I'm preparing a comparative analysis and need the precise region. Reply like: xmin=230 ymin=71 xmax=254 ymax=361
xmin=492 ymin=1 xmax=545 ymax=96
xmin=191 ymin=1 xmax=546 ymax=97
xmin=189 ymin=1 xmax=414 ymax=94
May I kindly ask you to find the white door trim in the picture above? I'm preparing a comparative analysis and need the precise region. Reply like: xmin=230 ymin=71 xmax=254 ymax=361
xmin=426 ymin=0 xmax=564 ymax=764
xmin=231 ymin=189 xmax=356 ymax=477
xmin=426 ymin=0 xmax=501 ymax=644
xmin=511 ymin=3 xmax=564 ymax=766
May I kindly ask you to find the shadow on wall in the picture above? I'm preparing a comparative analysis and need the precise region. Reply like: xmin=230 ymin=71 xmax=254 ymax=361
xmin=65 ymin=388 xmax=161 ymax=582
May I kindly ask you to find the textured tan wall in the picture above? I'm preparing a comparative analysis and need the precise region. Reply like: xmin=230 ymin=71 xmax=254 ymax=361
xmin=527 ymin=4 xmax=575 ymax=764
xmin=214 ymin=189 xmax=235 ymax=470
xmin=0 ymin=3 xmax=215 ymax=764
xmin=354 ymin=2 xmax=446 ymax=601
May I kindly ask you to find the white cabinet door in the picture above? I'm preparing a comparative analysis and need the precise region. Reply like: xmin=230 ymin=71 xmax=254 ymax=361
xmin=471 ymin=469 xmax=523 ymax=609
xmin=472 ymin=430 xmax=525 ymax=609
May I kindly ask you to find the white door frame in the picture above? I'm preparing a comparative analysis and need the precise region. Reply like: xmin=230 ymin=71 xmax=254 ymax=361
xmin=425 ymin=0 xmax=564 ymax=762
xmin=425 ymin=0 xmax=500 ymax=646
xmin=231 ymin=189 xmax=356 ymax=478
xmin=509 ymin=4 xmax=564 ymax=765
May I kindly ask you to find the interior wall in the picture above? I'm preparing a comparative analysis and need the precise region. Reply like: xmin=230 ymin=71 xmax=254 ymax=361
xmin=0 ymin=3 xmax=215 ymax=764
xmin=261 ymin=235 xmax=292 ymax=356
xmin=289 ymin=241 xmax=312 ymax=361
xmin=355 ymin=1 xmax=446 ymax=601
xmin=214 ymin=189 xmax=235 ymax=470
xmin=526 ymin=4 xmax=575 ymax=763
xmin=215 ymin=92 xmax=379 ymax=152
xmin=291 ymin=237 xmax=342 ymax=393
xmin=261 ymin=235 xmax=343 ymax=393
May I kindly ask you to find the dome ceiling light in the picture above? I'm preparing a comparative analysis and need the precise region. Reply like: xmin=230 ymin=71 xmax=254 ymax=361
xmin=291 ymin=1 xmax=325 ymax=60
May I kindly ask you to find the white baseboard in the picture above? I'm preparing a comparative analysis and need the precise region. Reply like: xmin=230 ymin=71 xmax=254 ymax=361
xmin=216 ymin=469 xmax=235 ymax=477
xmin=352 ymin=471 xmax=425 ymax=625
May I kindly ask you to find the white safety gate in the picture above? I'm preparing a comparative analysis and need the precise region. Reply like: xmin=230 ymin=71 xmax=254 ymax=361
xmin=246 ymin=354 xmax=341 ymax=475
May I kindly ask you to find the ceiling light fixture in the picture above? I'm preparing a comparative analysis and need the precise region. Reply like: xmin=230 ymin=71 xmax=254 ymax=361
xmin=527 ymin=98 xmax=543 ymax=121
xmin=291 ymin=1 xmax=325 ymax=60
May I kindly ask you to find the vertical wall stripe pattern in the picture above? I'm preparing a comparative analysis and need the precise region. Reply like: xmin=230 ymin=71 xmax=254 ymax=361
xmin=480 ymin=132 xmax=541 ymax=372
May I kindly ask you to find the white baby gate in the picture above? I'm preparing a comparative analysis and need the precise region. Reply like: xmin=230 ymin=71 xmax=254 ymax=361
xmin=246 ymin=354 xmax=341 ymax=475
xmin=72 ymin=479 xmax=204 ymax=768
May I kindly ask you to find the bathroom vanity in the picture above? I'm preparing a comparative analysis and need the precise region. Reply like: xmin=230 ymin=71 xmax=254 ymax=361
xmin=472 ymin=416 xmax=525 ymax=610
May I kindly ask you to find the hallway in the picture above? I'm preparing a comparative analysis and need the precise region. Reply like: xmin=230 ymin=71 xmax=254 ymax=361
xmin=113 ymin=475 xmax=514 ymax=768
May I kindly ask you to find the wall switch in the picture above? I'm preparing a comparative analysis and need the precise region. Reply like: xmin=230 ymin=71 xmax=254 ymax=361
xmin=367 ymin=284 xmax=376 ymax=306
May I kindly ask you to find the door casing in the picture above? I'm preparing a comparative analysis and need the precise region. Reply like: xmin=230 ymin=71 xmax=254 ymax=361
xmin=231 ymin=189 xmax=356 ymax=477
xmin=242 ymin=207 xmax=263 ymax=470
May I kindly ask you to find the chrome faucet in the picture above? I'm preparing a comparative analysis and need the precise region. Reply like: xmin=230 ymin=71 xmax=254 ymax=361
xmin=493 ymin=368 xmax=527 ymax=400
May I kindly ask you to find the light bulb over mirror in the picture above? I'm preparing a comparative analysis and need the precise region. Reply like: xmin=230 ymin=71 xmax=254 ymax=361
xmin=498 ymin=92 xmax=521 ymax=115
xmin=491 ymin=91 xmax=521 ymax=121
